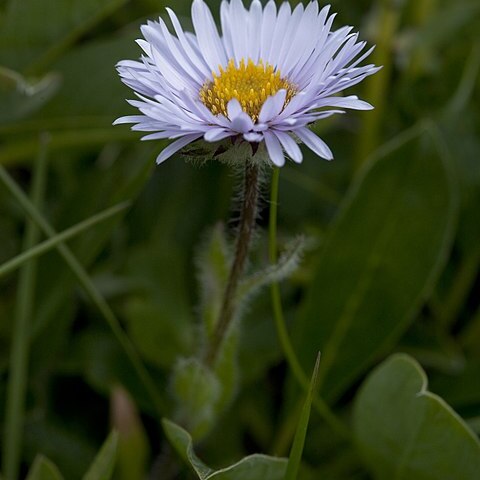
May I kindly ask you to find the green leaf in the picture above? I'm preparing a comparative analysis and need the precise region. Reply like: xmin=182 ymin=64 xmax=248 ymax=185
xmin=196 ymin=223 xmax=231 ymax=337
xmin=162 ymin=419 xmax=287 ymax=480
xmin=285 ymin=352 xmax=321 ymax=480
xmin=212 ymin=326 xmax=240 ymax=417
xmin=171 ymin=358 xmax=221 ymax=440
xmin=353 ymin=353 xmax=480 ymax=480
xmin=295 ymin=123 xmax=458 ymax=402
xmin=82 ymin=431 xmax=118 ymax=480
xmin=238 ymin=236 xmax=304 ymax=302
xmin=26 ymin=455 xmax=64 ymax=480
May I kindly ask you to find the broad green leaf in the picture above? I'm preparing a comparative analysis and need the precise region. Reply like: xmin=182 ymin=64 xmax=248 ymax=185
xmin=162 ymin=419 xmax=287 ymax=480
xmin=82 ymin=431 xmax=118 ymax=480
xmin=353 ymin=354 xmax=480 ymax=480
xmin=26 ymin=455 xmax=64 ymax=480
xmin=295 ymin=124 xmax=458 ymax=402
xmin=285 ymin=352 xmax=321 ymax=480
xmin=33 ymin=33 xmax=138 ymax=122
xmin=162 ymin=419 xmax=213 ymax=479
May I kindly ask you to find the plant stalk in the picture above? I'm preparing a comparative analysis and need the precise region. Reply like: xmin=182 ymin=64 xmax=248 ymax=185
xmin=205 ymin=161 xmax=259 ymax=365
xmin=268 ymin=168 xmax=351 ymax=443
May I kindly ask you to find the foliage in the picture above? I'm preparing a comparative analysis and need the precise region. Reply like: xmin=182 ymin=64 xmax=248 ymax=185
xmin=0 ymin=0 xmax=479 ymax=479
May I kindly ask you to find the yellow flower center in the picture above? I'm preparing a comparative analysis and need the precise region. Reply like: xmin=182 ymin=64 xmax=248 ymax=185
xmin=200 ymin=58 xmax=296 ymax=123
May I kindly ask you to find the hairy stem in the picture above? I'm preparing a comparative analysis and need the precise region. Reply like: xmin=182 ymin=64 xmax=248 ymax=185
xmin=206 ymin=162 xmax=259 ymax=365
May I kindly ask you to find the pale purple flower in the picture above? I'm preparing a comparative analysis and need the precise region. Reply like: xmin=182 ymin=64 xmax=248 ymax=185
xmin=114 ymin=0 xmax=380 ymax=167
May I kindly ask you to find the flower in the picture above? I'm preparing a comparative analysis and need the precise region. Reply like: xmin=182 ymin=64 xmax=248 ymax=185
xmin=114 ymin=0 xmax=380 ymax=167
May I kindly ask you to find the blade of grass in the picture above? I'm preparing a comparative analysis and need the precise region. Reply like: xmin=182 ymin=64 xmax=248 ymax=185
xmin=285 ymin=353 xmax=321 ymax=480
xmin=0 ymin=164 xmax=167 ymax=417
xmin=268 ymin=168 xmax=350 ymax=442
xmin=0 ymin=128 xmax=136 ymax=167
xmin=0 ymin=202 xmax=130 ymax=279
xmin=2 ymin=135 xmax=48 ymax=480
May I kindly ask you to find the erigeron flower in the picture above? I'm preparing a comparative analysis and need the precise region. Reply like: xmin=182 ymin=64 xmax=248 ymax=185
xmin=114 ymin=0 xmax=380 ymax=167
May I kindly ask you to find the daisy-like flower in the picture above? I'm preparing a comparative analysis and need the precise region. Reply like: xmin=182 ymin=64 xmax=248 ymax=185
xmin=114 ymin=0 xmax=380 ymax=167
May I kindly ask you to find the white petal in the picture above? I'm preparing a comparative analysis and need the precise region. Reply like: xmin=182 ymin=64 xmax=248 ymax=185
xmin=258 ymin=89 xmax=287 ymax=123
xmin=267 ymin=2 xmax=291 ymax=66
xmin=247 ymin=0 xmax=263 ymax=64
xmin=230 ymin=0 xmax=249 ymax=63
xmin=275 ymin=3 xmax=304 ymax=72
xmin=191 ymin=0 xmax=227 ymax=72
xmin=220 ymin=0 xmax=235 ymax=59
xmin=113 ymin=115 xmax=146 ymax=125
xmin=166 ymin=7 xmax=210 ymax=77
xmin=264 ymin=131 xmax=285 ymax=167
xmin=295 ymin=127 xmax=333 ymax=160
xmin=227 ymin=98 xmax=243 ymax=119
xmin=204 ymin=128 xmax=234 ymax=142
xmin=274 ymin=130 xmax=303 ymax=163
xmin=314 ymin=95 xmax=374 ymax=110
xmin=156 ymin=134 xmax=203 ymax=164
xmin=231 ymin=112 xmax=254 ymax=133
xmin=227 ymin=99 xmax=254 ymax=133
xmin=281 ymin=1 xmax=319 ymax=76
xmin=260 ymin=0 xmax=277 ymax=62
xmin=244 ymin=132 xmax=264 ymax=142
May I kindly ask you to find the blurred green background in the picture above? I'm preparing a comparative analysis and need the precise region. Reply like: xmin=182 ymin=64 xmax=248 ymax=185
xmin=0 ymin=0 xmax=479 ymax=479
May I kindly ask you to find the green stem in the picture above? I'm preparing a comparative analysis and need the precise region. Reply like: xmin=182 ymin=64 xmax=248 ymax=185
xmin=3 ymin=136 xmax=48 ymax=480
xmin=268 ymin=168 xmax=350 ymax=442
xmin=0 ymin=164 xmax=166 ymax=418
xmin=206 ymin=162 xmax=259 ymax=365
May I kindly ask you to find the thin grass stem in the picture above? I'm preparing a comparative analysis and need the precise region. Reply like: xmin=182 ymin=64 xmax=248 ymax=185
xmin=268 ymin=168 xmax=350 ymax=442
xmin=0 ymin=164 xmax=166 ymax=417
xmin=2 ymin=136 xmax=48 ymax=480
xmin=0 ymin=202 xmax=130 ymax=279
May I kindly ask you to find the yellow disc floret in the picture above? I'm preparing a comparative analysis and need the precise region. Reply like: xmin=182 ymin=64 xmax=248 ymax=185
xmin=200 ymin=58 xmax=296 ymax=123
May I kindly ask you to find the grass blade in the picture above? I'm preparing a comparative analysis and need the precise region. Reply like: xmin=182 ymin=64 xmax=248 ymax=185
xmin=0 ymin=164 xmax=167 ymax=417
xmin=0 ymin=201 xmax=130 ymax=279
xmin=268 ymin=168 xmax=350 ymax=442
xmin=2 ymin=136 xmax=48 ymax=480
xmin=285 ymin=353 xmax=321 ymax=480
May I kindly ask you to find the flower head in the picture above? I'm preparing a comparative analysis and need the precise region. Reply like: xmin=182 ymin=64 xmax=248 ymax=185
xmin=114 ymin=0 xmax=380 ymax=167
